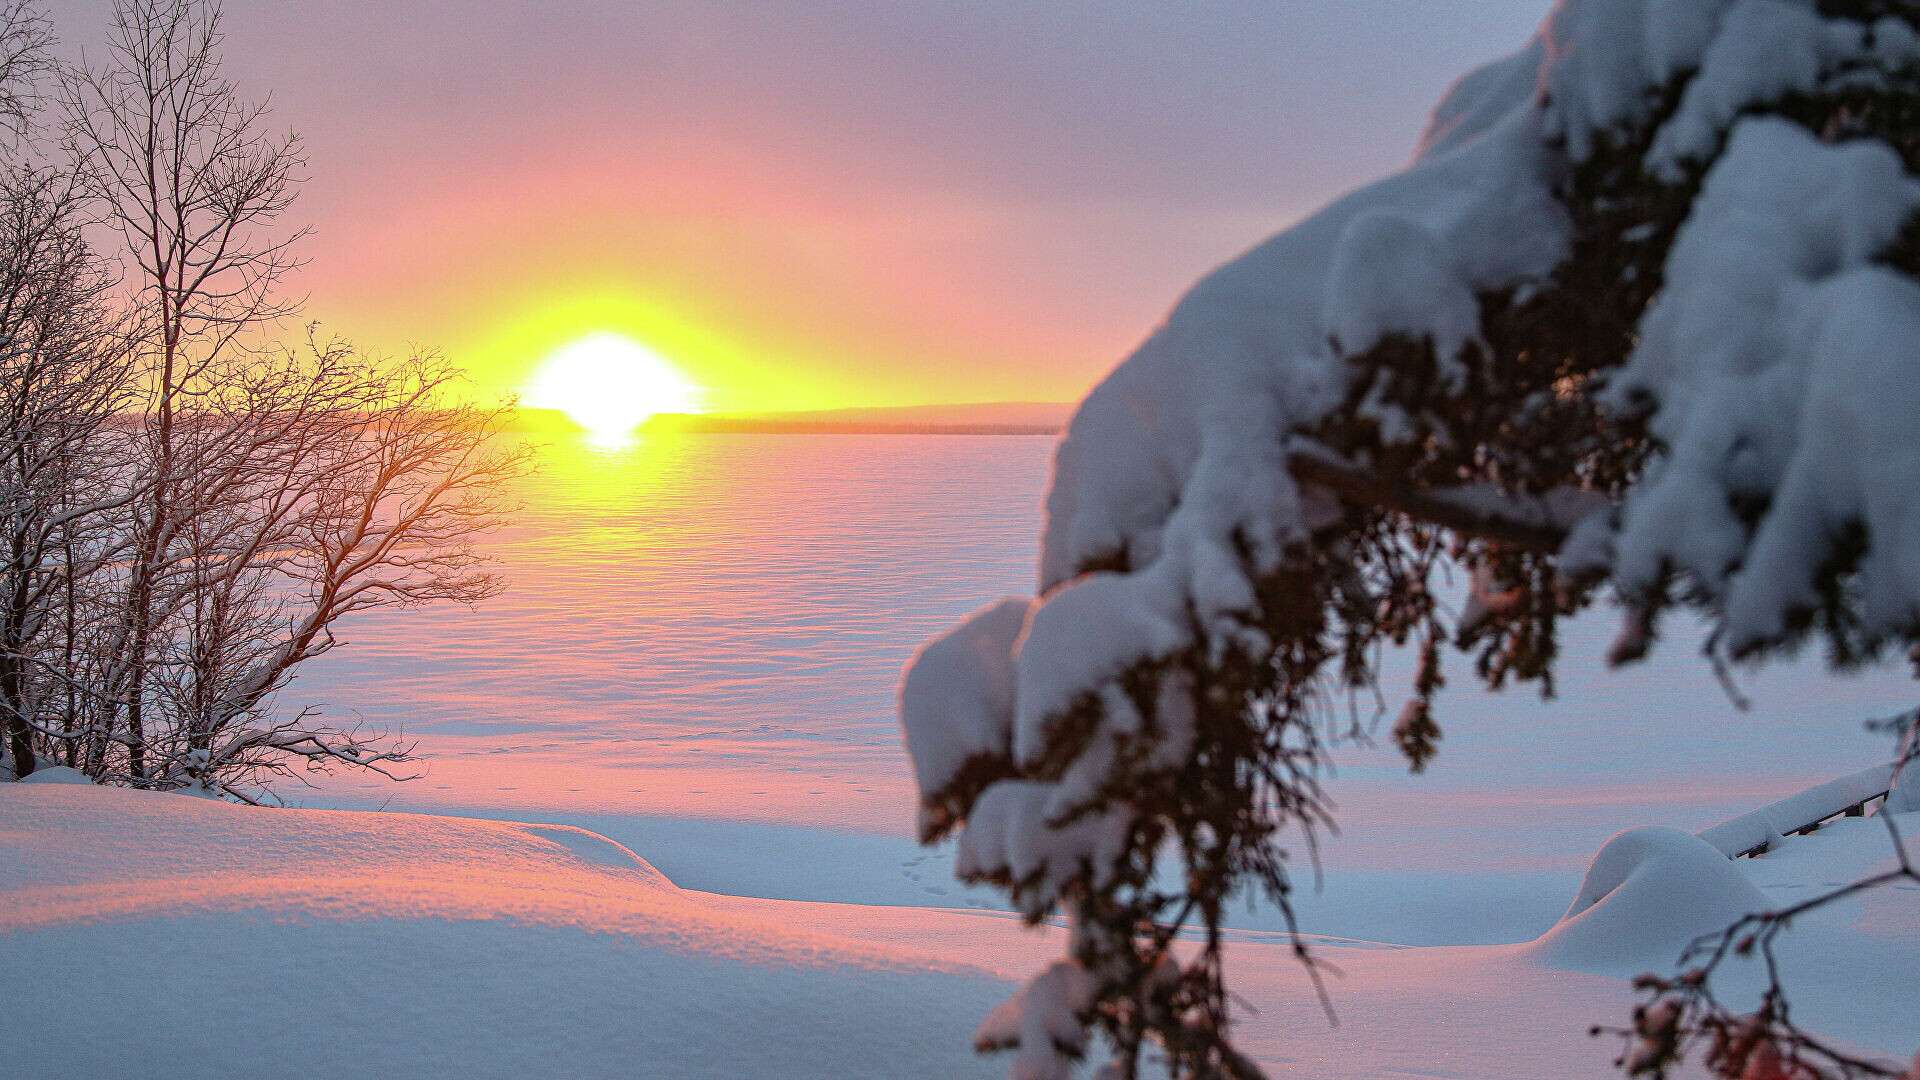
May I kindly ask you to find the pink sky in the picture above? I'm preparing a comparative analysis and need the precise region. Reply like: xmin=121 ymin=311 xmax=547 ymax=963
xmin=44 ymin=1 xmax=1553 ymax=411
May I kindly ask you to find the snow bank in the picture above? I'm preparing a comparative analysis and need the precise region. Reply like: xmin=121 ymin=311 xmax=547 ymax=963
xmin=18 ymin=764 xmax=92 ymax=785
xmin=1697 ymin=762 xmax=1895 ymax=857
xmin=4 ymin=780 xmax=1914 ymax=1078
xmin=1530 ymin=826 xmax=1771 ymax=971
xmin=0 ymin=782 xmax=1008 ymax=1080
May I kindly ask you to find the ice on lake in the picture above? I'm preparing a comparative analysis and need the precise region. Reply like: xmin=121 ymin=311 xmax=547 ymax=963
xmin=294 ymin=431 xmax=1916 ymax=945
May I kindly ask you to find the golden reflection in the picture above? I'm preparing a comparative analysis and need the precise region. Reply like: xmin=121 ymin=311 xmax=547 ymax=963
xmin=511 ymin=421 xmax=690 ymax=512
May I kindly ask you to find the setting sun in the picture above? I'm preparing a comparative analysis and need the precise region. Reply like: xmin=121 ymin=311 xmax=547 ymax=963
xmin=524 ymin=333 xmax=702 ymax=441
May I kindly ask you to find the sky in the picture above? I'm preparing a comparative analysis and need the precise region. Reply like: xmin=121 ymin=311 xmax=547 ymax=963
xmin=42 ymin=1 xmax=1554 ymax=413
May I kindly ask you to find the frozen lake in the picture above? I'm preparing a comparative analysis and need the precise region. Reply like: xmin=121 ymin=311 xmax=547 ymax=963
xmin=297 ymin=431 xmax=1914 ymax=944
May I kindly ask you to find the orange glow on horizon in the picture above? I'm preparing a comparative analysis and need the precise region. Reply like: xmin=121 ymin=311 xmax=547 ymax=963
xmin=295 ymin=166 xmax=1124 ymax=417
xmin=439 ymin=285 xmax=873 ymax=418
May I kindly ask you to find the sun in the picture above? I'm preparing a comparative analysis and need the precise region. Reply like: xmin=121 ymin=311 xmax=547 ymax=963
xmin=525 ymin=333 xmax=702 ymax=442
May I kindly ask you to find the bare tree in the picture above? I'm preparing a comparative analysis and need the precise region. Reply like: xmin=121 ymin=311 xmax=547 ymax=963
xmin=59 ymin=0 xmax=305 ymax=781
xmin=0 ymin=1 xmax=51 ymax=146
xmin=140 ymin=337 xmax=526 ymax=800
xmin=0 ymin=0 xmax=526 ymax=797
xmin=0 ymin=2 xmax=124 ymax=781
xmin=0 ymin=165 xmax=133 ymax=778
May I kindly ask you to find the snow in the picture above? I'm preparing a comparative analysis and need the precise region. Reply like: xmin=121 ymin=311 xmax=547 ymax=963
xmin=1697 ymin=762 xmax=1895 ymax=856
xmin=1645 ymin=1 xmax=1854 ymax=176
xmin=1530 ymin=826 xmax=1771 ymax=970
xmin=0 ymin=782 xmax=1008 ymax=1080
xmin=910 ymin=0 xmax=1889 ymax=949
xmin=891 ymin=4 xmax=1920 ymax=1069
xmin=18 ymin=764 xmax=92 ymax=785
xmin=1890 ymin=726 xmax=1920 ymax=812
xmin=959 ymin=63 xmax=1574 ymax=913
xmin=5 ymin=780 xmax=1913 ymax=1078
xmin=1036 ymin=54 xmax=1566 ymax=593
xmin=1610 ymin=119 xmax=1920 ymax=651
xmin=952 ymin=779 xmax=1130 ymax=918
xmin=906 ymin=4 xmax=1920 ymax=842
xmin=17 ymin=0 xmax=1920 ymax=1074
xmin=1324 ymin=210 xmax=1484 ymax=369
xmin=973 ymin=960 xmax=1100 ymax=1080
xmin=1416 ymin=37 xmax=1545 ymax=160
xmin=900 ymin=596 xmax=1030 ymax=835
xmin=903 ymin=0 xmax=1920 ymax=951
xmin=1538 ymin=0 xmax=1734 ymax=162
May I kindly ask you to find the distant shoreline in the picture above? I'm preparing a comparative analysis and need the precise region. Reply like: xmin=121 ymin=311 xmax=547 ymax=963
xmin=652 ymin=418 xmax=1061 ymax=436
xmin=512 ymin=402 xmax=1073 ymax=437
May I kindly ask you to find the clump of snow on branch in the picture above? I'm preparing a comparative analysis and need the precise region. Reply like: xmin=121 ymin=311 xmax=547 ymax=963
xmin=901 ymin=597 xmax=1029 ymax=838
xmin=972 ymin=960 xmax=1100 ymax=1080
xmin=1610 ymin=118 xmax=1920 ymax=652
xmin=1645 ymin=1 xmax=1858 ymax=173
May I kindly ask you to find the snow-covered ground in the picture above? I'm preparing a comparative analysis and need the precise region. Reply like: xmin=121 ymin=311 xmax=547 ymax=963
xmin=4 ymin=774 xmax=1912 ymax=1078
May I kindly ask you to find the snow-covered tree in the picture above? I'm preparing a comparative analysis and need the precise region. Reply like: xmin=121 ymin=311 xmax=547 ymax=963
xmin=902 ymin=2 xmax=1920 ymax=1076
xmin=0 ymin=164 xmax=135 ymax=780
xmin=0 ymin=0 xmax=525 ymax=795
xmin=57 ymin=0 xmax=311 ymax=783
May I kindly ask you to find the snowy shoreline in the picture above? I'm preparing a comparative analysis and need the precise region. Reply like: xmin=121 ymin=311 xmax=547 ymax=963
xmin=5 ymin=775 xmax=1911 ymax=1079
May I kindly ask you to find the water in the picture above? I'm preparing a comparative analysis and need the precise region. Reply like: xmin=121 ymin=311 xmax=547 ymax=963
xmin=298 ymin=432 xmax=1050 ymax=829
xmin=297 ymin=431 xmax=1916 ymax=943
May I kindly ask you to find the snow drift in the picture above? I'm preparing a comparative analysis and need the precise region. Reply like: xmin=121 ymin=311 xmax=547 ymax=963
xmin=0 ymin=782 xmax=1009 ymax=1080
xmin=1530 ymin=826 xmax=1771 ymax=971
xmin=5 ymin=780 xmax=1915 ymax=1079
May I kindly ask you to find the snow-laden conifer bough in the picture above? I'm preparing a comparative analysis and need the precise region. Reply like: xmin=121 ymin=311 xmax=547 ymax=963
xmin=901 ymin=2 xmax=1920 ymax=1077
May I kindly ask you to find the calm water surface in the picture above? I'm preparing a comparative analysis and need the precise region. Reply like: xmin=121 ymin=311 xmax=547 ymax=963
xmin=300 ymin=433 xmax=1051 ymax=829
xmin=298 ymin=432 xmax=1915 ymax=940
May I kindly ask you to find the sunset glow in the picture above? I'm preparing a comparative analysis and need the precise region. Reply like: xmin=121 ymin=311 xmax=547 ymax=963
xmin=14 ymin=4 xmax=1920 ymax=1079
xmin=524 ymin=333 xmax=703 ymax=442
xmin=186 ymin=4 xmax=1555 ymax=414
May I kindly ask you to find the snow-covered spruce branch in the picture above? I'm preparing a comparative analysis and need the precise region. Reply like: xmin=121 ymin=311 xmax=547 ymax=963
xmin=904 ymin=3 xmax=1920 ymax=1076
xmin=1284 ymin=441 xmax=1608 ymax=556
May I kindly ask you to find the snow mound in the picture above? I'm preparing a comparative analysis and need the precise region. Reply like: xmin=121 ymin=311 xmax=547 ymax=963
xmin=522 ymin=823 xmax=667 ymax=874
xmin=1529 ymin=826 xmax=1770 ymax=972
xmin=18 ymin=764 xmax=92 ymax=785
xmin=1697 ymin=763 xmax=1895 ymax=857
xmin=0 ymin=782 xmax=1008 ymax=1080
